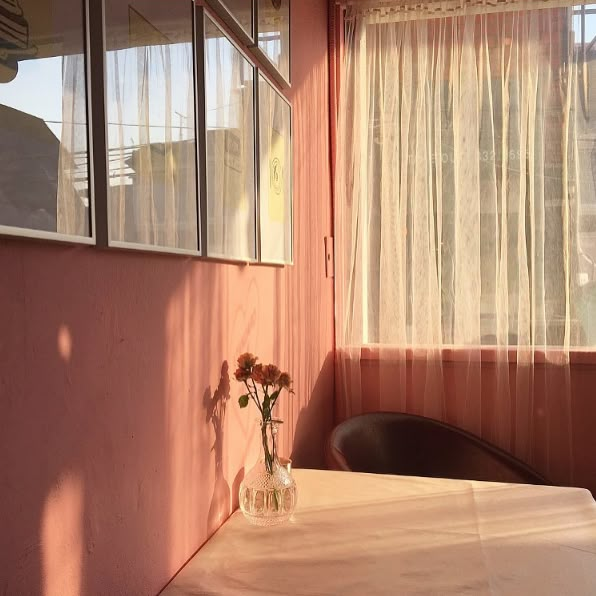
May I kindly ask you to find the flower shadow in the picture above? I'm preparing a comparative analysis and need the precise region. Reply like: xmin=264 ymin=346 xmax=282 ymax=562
xmin=204 ymin=361 xmax=232 ymax=532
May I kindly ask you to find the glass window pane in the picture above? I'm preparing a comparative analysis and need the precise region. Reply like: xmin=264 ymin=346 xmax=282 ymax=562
xmin=204 ymin=14 xmax=256 ymax=261
xmin=258 ymin=74 xmax=291 ymax=264
xmin=257 ymin=0 xmax=289 ymax=82
xmin=218 ymin=0 xmax=253 ymax=39
xmin=574 ymin=4 xmax=596 ymax=346
xmin=0 ymin=0 xmax=90 ymax=238
xmin=105 ymin=0 xmax=198 ymax=251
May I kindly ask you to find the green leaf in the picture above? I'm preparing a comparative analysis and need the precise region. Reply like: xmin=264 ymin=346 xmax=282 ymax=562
xmin=238 ymin=395 xmax=249 ymax=408
xmin=270 ymin=389 xmax=281 ymax=402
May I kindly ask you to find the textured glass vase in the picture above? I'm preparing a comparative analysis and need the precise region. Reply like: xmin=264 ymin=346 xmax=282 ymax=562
xmin=239 ymin=420 xmax=297 ymax=526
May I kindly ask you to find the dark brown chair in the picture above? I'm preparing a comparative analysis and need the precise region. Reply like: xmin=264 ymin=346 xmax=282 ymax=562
xmin=326 ymin=412 xmax=550 ymax=485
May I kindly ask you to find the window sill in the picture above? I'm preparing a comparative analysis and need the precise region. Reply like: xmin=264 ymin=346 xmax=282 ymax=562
xmin=355 ymin=345 xmax=596 ymax=366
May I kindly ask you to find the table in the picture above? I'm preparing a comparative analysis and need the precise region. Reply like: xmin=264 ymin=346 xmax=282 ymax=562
xmin=162 ymin=469 xmax=596 ymax=595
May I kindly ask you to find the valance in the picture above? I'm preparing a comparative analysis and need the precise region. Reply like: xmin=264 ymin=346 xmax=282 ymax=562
xmin=341 ymin=0 xmax=590 ymax=22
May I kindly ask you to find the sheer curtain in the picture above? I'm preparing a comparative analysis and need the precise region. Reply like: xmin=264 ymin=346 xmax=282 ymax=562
xmin=105 ymin=1 xmax=198 ymax=251
xmin=57 ymin=53 xmax=89 ymax=237
xmin=335 ymin=0 xmax=596 ymax=484
xmin=205 ymin=23 xmax=256 ymax=261
xmin=257 ymin=0 xmax=291 ymax=82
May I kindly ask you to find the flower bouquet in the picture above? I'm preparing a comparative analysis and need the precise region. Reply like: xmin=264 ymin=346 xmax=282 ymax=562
xmin=235 ymin=353 xmax=297 ymax=525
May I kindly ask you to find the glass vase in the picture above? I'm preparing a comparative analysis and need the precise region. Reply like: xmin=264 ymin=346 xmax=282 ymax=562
xmin=239 ymin=420 xmax=297 ymax=526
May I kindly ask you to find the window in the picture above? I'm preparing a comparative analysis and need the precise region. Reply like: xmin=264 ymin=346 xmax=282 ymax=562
xmin=203 ymin=12 xmax=257 ymax=261
xmin=0 ymin=0 xmax=91 ymax=240
xmin=338 ymin=3 xmax=596 ymax=348
xmin=104 ymin=0 xmax=199 ymax=252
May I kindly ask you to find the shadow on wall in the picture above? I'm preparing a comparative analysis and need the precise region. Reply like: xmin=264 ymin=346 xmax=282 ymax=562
xmin=203 ymin=360 xmax=244 ymax=531
xmin=291 ymin=351 xmax=335 ymax=469
xmin=204 ymin=362 xmax=232 ymax=532
xmin=0 ymin=242 xmax=206 ymax=596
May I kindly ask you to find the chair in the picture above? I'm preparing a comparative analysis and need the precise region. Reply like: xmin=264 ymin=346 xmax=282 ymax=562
xmin=326 ymin=412 xmax=550 ymax=485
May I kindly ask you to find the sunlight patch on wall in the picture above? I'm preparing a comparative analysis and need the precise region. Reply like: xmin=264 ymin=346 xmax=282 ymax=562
xmin=57 ymin=324 xmax=72 ymax=362
xmin=41 ymin=472 xmax=84 ymax=596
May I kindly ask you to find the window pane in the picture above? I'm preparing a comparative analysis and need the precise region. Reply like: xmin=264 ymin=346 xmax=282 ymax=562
xmin=105 ymin=0 xmax=198 ymax=251
xmin=574 ymin=5 xmax=596 ymax=346
xmin=353 ymin=7 xmax=596 ymax=348
xmin=204 ymin=14 xmax=256 ymax=261
xmin=258 ymin=74 xmax=292 ymax=264
xmin=257 ymin=0 xmax=289 ymax=82
xmin=219 ymin=0 xmax=253 ymax=39
xmin=0 ymin=0 xmax=90 ymax=237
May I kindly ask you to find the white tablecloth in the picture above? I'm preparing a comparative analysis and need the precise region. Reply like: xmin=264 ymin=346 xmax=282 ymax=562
xmin=162 ymin=469 xmax=596 ymax=595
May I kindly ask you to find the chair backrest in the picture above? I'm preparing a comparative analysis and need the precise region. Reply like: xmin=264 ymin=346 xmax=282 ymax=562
xmin=326 ymin=412 xmax=550 ymax=485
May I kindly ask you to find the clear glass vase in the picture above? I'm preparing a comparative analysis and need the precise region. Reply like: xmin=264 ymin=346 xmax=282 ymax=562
xmin=239 ymin=420 xmax=297 ymax=526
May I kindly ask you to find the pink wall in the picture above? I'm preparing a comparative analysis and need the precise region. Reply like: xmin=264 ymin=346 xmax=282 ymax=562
xmin=0 ymin=1 xmax=334 ymax=594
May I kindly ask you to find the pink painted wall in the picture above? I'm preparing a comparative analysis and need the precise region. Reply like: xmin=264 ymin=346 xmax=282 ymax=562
xmin=0 ymin=1 xmax=334 ymax=594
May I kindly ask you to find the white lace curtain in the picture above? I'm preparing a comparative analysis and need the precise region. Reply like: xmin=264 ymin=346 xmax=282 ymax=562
xmin=335 ymin=0 xmax=596 ymax=485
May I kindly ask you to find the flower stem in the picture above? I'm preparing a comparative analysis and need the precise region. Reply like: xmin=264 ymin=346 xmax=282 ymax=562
xmin=261 ymin=422 xmax=281 ymax=511
xmin=244 ymin=380 xmax=262 ymax=414
xmin=262 ymin=423 xmax=274 ymax=475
